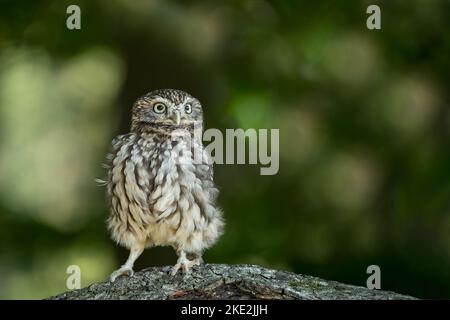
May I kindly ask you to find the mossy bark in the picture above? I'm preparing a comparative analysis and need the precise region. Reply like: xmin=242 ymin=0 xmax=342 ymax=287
xmin=49 ymin=264 xmax=415 ymax=300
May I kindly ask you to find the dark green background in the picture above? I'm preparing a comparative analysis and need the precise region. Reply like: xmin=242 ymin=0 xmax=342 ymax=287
xmin=0 ymin=0 xmax=449 ymax=299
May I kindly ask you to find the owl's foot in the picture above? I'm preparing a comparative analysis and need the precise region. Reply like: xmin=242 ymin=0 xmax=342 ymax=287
xmin=171 ymin=256 xmax=200 ymax=276
xmin=110 ymin=266 xmax=134 ymax=282
xmin=191 ymin=256 xmax=203 ymax=266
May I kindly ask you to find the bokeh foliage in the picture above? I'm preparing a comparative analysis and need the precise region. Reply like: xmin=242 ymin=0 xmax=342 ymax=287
xmin=0 ymin=0 xmax=449 ymax=299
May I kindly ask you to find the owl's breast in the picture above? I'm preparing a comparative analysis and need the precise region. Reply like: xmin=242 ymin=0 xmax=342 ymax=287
xmin=107 ymin=133 xmax=217 ymax=247
xmin=105 ymin=90 xmax=225 ymax=251
xmin=147 ymin=138 xmax=200 ymax=218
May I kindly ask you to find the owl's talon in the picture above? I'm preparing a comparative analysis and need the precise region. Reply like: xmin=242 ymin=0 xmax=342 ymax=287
xmin=110 ymin=266 xmax=134 ymax=282
xmin=170 ymin=256 xmax=196 ymax=276
xmin=182 ymin=264 xmax=191 ymax=275
xmin=191 ymin=256 xmax=203 ymax=266
xmin=170 ymin=263 xmax=184 ymax=276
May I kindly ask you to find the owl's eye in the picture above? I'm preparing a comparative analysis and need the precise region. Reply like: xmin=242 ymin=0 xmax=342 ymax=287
xmin=184 ymin=103 xmax=192 ymax=114
xmin=153 ymin=103 xmax=166 ymax=114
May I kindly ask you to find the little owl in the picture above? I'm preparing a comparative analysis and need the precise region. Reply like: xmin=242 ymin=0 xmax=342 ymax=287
xmin=102 ymin=89 xmax=224 ymax=281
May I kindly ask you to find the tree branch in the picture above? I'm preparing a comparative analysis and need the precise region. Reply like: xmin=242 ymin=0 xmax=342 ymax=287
xmin=49 ymin=264 xmax=415 ymax=300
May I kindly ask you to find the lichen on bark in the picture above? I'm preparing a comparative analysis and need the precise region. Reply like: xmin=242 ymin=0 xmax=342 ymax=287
xmin=49 ymin=264 xmax=415 ymax=300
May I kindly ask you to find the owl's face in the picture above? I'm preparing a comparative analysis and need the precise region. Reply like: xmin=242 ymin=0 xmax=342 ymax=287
xmin=131 ymin=89 xmax=203 ymax=131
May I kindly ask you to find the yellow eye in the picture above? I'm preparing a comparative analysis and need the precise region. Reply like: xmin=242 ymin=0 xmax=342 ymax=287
xmin=184 ymin=103 xmax=192 ymax=114
xmin=153 ymin=103 xmax=166 ymax=114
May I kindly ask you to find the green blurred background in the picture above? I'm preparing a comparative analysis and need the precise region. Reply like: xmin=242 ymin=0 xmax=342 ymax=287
xmin=0 ymin=0 xmax=449 ymax=299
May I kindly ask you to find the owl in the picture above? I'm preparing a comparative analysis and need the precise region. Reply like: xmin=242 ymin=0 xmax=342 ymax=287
xmin=103 ymin=89 xmax=224 ymax=281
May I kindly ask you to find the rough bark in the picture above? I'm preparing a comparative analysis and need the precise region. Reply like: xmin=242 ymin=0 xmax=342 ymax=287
xmin=49 ymin=264 xmax=415 ymax=300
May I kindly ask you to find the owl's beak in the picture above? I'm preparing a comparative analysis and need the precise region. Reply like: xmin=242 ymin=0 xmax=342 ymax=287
xmin=171 ymin=111 xmax=181 ymax=125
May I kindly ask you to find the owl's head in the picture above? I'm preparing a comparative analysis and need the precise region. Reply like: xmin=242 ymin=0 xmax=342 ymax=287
xmin=131 ymin=89 xmax=203 ymax=131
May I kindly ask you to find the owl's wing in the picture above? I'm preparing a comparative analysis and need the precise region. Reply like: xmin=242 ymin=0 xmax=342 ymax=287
xmin=195 ymin=148 xmax=219 ymax=202
xmin=105 ymin=133 xmax=135 ymax=167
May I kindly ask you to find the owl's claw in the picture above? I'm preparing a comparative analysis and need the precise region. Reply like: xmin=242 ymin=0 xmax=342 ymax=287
xmin=171 ymin=257 xmax=200 ymax=276
xmin=192 ymin=256 xmax=204 ymax=266
xmin=110 ymin=266 xmax=134 ymax=282
xmin=171 ymin=260 xmax=189 ymax=276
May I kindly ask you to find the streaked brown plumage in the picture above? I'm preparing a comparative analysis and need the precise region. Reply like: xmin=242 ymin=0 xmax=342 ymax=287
xmin=102 ymin=89 xmax=224 ymax=281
